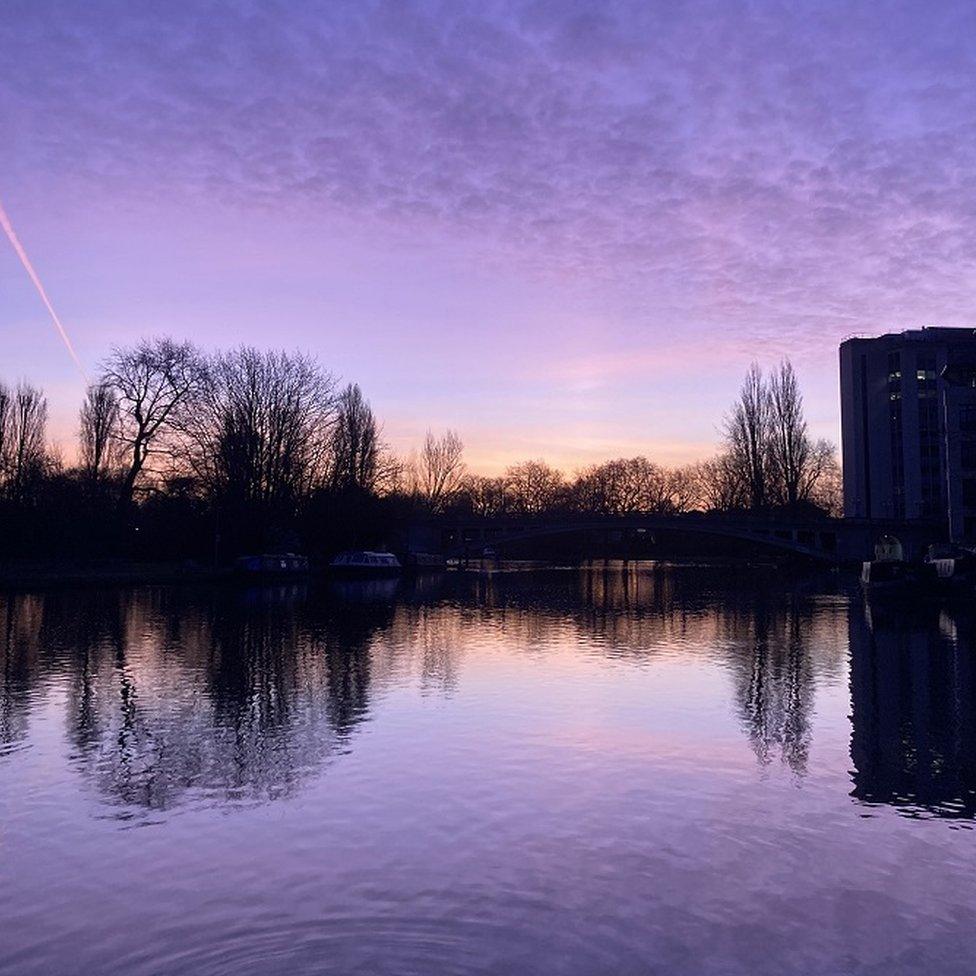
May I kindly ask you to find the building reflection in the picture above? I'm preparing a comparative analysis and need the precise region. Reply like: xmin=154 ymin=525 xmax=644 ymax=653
xmin=849 ymin=596 xmax=976 ymax=820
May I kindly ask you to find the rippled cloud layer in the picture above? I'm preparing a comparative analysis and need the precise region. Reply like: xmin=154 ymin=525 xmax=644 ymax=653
xmin=2 ymin=0 xmax=974 ymax=463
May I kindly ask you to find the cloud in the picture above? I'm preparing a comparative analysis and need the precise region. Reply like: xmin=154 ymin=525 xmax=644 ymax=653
xmin=3 ymin=0 xmax=976 ymax=351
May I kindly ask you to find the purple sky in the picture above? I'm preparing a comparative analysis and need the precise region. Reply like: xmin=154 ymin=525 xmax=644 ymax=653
xmin=2 ymin=0 xmax=976 ymax=472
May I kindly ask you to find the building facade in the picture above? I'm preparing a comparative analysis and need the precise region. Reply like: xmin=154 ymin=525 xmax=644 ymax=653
xmin=840 ymin=328 xmax=976 ymax=542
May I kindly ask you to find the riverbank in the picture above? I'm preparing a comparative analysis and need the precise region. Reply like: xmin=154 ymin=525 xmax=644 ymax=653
xmin=0 ymin=556 xmax=850 ymax=590
xmin=0 ymin=559 xmax=231 ymax=588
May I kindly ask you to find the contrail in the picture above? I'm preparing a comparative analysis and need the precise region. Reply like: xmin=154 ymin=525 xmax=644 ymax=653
xmin=0 ymin=197 xmax=88 ymax=381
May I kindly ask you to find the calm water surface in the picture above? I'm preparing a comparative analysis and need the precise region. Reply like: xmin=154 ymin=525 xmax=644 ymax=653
xmin=2 ymin=566 xmax=975 ymax=975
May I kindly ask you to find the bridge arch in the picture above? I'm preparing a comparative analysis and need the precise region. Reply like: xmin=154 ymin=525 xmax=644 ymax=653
xmin=435 ymin=515 xmax=844 ymax=563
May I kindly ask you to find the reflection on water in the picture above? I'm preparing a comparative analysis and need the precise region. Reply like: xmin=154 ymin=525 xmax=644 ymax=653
xmin=328 ymin=577 xmax=402 ymax=603
xmin=2 ymin=567 xmax=976 ymax=976
xmin=2 ymin=586 xmax=388 ymax=811
xmin=0 ymin=570 xmax=841 ymax=810
xmin=5 ymin=570 xmax=974 ymax=818
xmin=850 ymin=598 xmax=976 ymax=820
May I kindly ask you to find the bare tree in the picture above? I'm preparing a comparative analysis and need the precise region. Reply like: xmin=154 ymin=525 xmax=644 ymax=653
xmin=693 ymin=452 xmax=748 ymax=511
xmin=767 ymin=359 xmax=840 ymax=509
xmin=79 ymin=383 xmax=122 ymax=481
xmin=626 ymin=457 xmax=676 ymax=513
xmin=5 ymin=382 xmax=48 ymax=502
xmin=330 ymin=384 xmax=379 ymax=493
xmin=569 ymin=464 xmax=607 ymax=514
xmin=461 ymin=474 xmax=510 ymax=517
xmin=182 ymin=347 xmax=336 ymax=510
xmin=768 ymin=359 xmax=810 ymax=507
xmin=415 ymin=430 xmax=465 ymax=512
xmin=372 ymin=451 xmax=405 ymax=497
xmin=102 ymin=338 xmax=206 ymax=505
xmin=667 ymin=464 xmax=702 ymax=513
xmin=807 ymin=443 xmax=842 ymax=515
xmin=0 ymin=383 xmax=11 ymax=485
xmin=505 ymin=460 xmax=566 ymax=514
xmin=724 ymin=362 xmax=773 ymax=509
xmin=571 ymin=457 xmax=684 ymax=515
xmin=580 ymin=459 xmax=630 ymax=513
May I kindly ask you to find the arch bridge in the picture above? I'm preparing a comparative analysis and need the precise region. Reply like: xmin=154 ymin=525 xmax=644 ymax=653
xmin=404 ymin=513 xmax=940 ymax=565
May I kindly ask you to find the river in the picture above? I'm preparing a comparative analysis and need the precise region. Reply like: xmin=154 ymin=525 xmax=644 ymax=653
xmin=1 ymin=565 xmax=974 ymax=975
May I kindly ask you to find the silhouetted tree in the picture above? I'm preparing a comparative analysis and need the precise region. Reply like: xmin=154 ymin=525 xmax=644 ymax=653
xmin=768 ymin=358 xmax=816 ymax=507
xmin=183 ymin=347 xmax=336 ymax=514
xmin=414 ymin=429 xmax=465 ymax=513
xmin=5 ymin=382 xmax=48 ymax=503
xmin=725 ymin=362 xmax=773 ymax=509
xmin=102 ymin=338 xmax=206 ymax=507
xmin=721 ymin=359 xmax=840 ymax=512
xmin=805 ymin=441 xmax=842 ymax=515
xmin=693 ymin=452 xmax=748 ymax=511
xmin=460 ymin=474 xmax=510 ymax=517
xmin=0 ymin=384 xmax=11 ymax=486
xmin=78 ymin=383 xmax=122 ymax=482
xmin=572 ymin=457 xmax=683 ymax=514
xmin=505 ymin=460 xmax=566 ymax=514
xmin=668 ymin=464 xmax=701 ymax=513
xmin=330 ymin=383 xmax=380 ymax=493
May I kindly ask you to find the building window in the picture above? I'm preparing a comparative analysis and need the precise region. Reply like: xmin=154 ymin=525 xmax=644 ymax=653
xmin=961 ymin=405 xmax=976 ymax=434
xmin=887 ymin=352 xmax=901 ymax=381
xmin=962 ymin=441 xmax=976 ymax=470
xmin=916 ymin=353 xmax=938 ymax=399
xmin=889 ymin=389 xmax=905 ymax=517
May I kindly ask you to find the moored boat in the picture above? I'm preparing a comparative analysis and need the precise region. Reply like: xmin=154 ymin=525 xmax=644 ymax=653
xmin=860 ymin=558 xmax=917 ymax=588
xmin=861 ymin=535 xmax=919 ymax=591
xmin=329 ymin=550 xmax=402 ymax=577
xmin=922 ymin=544 xmax=976 ymax=590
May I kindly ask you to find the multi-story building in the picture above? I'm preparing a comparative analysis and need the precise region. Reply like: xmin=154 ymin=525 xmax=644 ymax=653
xmin=840 ymin=328 xmax=976 ymax=542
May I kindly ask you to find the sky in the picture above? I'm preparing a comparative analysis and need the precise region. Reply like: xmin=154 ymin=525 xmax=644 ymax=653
xmin=2 ymin=0 xmax=976 ymax=473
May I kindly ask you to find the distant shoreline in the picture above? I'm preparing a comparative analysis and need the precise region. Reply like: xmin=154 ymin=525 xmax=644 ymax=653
xmin=0 ymin=559 xmax=231 ymax=588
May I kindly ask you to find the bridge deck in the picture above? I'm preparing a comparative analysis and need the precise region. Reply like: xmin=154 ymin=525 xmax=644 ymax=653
xmin=403 ymin=514 xmax=943 ymax=564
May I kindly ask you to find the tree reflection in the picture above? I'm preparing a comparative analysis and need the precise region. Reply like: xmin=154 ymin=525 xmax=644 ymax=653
xmin=0 ymin=585 xmax=395 ymax=814
xmin=849 ymin=597 xmax=976 ymax=820
xmin=425 ymin=564 xmax=837 ymax=774
xmin=0 ymin=567 xmax=847 ymax=815
xmin=579 ymin=567 xmax=828 ymax=773
xmin=0 ymin=595 xmax=43 ymax=753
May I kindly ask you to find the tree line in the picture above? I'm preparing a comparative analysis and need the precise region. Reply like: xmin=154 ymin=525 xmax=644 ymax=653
xmin=0 ymin=341 xmax=840 ymax=560
xmin=438 ymin=359 xmax=840 ymax=519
